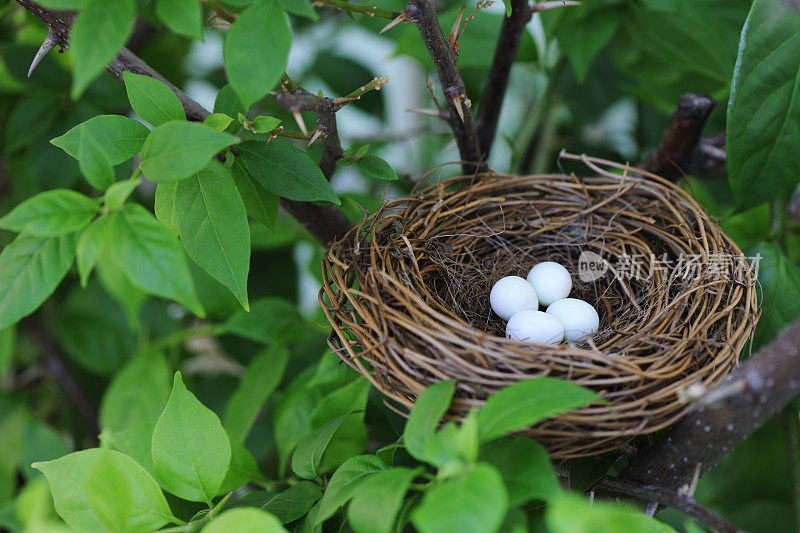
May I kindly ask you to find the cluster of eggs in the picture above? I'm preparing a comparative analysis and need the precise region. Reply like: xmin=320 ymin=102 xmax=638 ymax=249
xmin=490 ymin=262 xmax=599 ymax=345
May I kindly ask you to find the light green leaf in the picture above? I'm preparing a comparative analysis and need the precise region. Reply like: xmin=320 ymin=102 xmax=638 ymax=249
xmin=204 ymin=113 xmax=234 ymax=132
xmin=109 ymin=204 xmax=204 ymax=317
xmin=355 ymin=154 xmax=398 ymax=181
xmin=140 ymin=121 xmax=238 ymax=183
xmin=218 ymin=432 xmax=261 ymax=493
xmin=51 ymin=115 xmax=149 ymax=166
xmin=213 ymin=85 xmax=246 ymax=134
xmin=237 ymin=140 xmax=340 ymax=204
xmin=478 ymin=377 xmax=600 ymax=443
xmin=95 ymin=248 xmax=148 ymax=328
xmin=220 ymin=297 xmax=303 ymax=343
xmin=223 ymin=345 xmax=289 ymax=442
xmin=252 ymin=116 xmax=281 ymax=133
xmin=231 ymin=161 xmax=279 ymax=229
xmin=152 ymin=372 xmax=232 ymax=502
xmin=315 ymin=455 xmax=386 ymax=524
xmin=35 ymin=0 xmax=85 ymax=7
xmin=70 ymin=0 xmax=135 ymax=98
xmin=85 ymin=451 xmax=132 ymax=533
xmin=291 ymin=413 xmax=352 ymax=480
xmin=480 ymin=437 xmax=561 ymax=505
xmin=403 ymin=380 xmax=455 ymax=462
xmin=279 ymin=0 xmax=318 ymax=20
xmin=123 ymin=71 xmax=186 ymax=126
xmin=175 ymin=162 xmax=250 ymax=310
xmin=33 ymin=448 xmax=174 ymax=533
xmin=411 ymin=463 xmax=507 ymax=533
xmin=155 ymin=0 xmax=204 ymax=40
xmin=103 ymin=179 xmax=139 ymax=211
xmin=77 ymin=126 xmax=115 ymax=190
xmin=223 ymin=0 xmax=291 ymax=109
xmin=154 ymin=182 xmax=180 ymax=234
xmin=348 ymin=467 xmax=419 ymax=533
xmin=728 ymin=0 xmax=800 ymax=209
xmin=0 ymin=233 xmax=77 ymax=330
xmin=545 ymin=493 xmax=675 ymax=533
xmin=0 ymin=189 xmax=97 ymax=236
xmin=201 ymin=508 xmax=287 ymax=533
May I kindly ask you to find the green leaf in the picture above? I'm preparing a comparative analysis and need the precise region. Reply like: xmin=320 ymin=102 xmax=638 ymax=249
xmin=403 ymin=380 xmax=455 ymax=462
xmin=0 ymin=189 xmax=97 ymax=236
xmin=220 ymin=297 xmax=303 ymax=343
xmin=545 ymin=493 xmax=674 ymax=533
xmin=279 ymin=0 xmax=318 ymax=20
xmin=292 ymin=413 xmax=353 ymax=480
xmin=237 ymin=140 xmax=340 ymax=204
xmin=0 ymin=233 xmax=77 ymax=330
xmin=223 ymin=0 xmax=291 ymax=109
xmin=355 ymin=154 xmax=398 ymax=181
xmin=559 ymin=8 xmax=621 ymax=82
xmin=35 ymin=0 xmax=85 ymax=7
xmin=0 ymin=326 xmax=14 ymax=376
xmin=201 ymin=508 xmax=287 ymax=533
xmin=749 ymin=242 xmax=800 ymax=349
xmin=232 ymin=161 xmax=279 ymax=228
xmin=213 ymin=85 xmax=246 ymax=134
xmin=152 ymin=372 xmax=232 ymax=502
xmin=77 ymin=126 xmax=115 ymax=189
xmin=411 ymin=463 xmax=508 ymax=533
xmin=154 ymin=182 xmax=180 ymax=234
xmin=175 ymin=162 xmax=250 ymax=309
xmin=348 ymin=467 xmax=419 ymax=533
xmin=728 ymin=0 xmax=800 ymax=209
xmin=103 ymin=179 xmax=139 ymax=211
xmin=33 ymin=448 xmax=174 ymax=533
xmin=140 ymin=121 xmax=238 ymax=183
xmin=477 ymin=377 xmax=600 ymax=443
xmin=218 ymin=432 xmax=262 ymax=493
xmin=204 ymin=113 xmax=234 ymax=132
xmin=252 ymin=116 xmax=281 ymax=133
xmin=480 ymin=437 xmax=561 ymax=505
xmin=309 ymin=379 xmax=370 ymax=471
xmin=95 ymin=249 xmax=148 ymax=328
xmin=109 ymin=204 xmax=204 ymax=316
xmin=261 ymin=481 xmax=322 ymax=524
xmin=123 ymin=71 xmax=186 ymax=126
xmin=155 ymin=0 xmax=204 ymax=40
xmin=85 ymin=450 xmax=132 ymax=533
xmin=70 ymin=0 xmax=135 ymax=98
xmin=223 ymin=345 xmax=289 ymax=442
xmin=315 ymin=455 xmax=386 ymax=524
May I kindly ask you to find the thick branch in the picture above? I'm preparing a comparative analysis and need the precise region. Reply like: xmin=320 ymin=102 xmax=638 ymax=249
xmin=621 ymin=317 xmax=800 ymax=490
xmin=476 ymin=0 xmax=532 ymax=157
xmin=407 ymin=0 xmax=485 ymax=174
xmin=640 ymin=93 xmax=717 ymax=180
xmin=22 ymin=317 xmax=100 ymax=438
xmin=596 ymin=477 xmax=743 ymax=533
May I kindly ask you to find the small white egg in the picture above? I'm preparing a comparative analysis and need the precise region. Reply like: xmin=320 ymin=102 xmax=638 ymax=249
xmin=527 ymin=262 xmax=572 ymax=306
xmin=506 ymin=310 xmax=564 ymax=345
xmin=490 ymin=276 xmax=539 ymax=321
xmin=546 ymin=298 xmax=600 ymax=341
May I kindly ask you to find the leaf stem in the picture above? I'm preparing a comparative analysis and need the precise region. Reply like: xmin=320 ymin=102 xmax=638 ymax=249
xmin=313 ymin=0 xmax=400 ymax=19
xmin=334 ymin=76 xmax=389 ymax=107
xmin=208 ymin=492 xmax=232 ymax=517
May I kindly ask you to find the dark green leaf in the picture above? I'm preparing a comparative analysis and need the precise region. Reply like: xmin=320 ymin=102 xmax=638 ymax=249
xmin=279 ymin=0 xmax=318 ymax=20
xmin=0 ymin=233 xmax=77 ymax=330
xmin=220 ymin=297 xmax=303 ymax=343
xmin=70 ymin=0 xmax=135 ymax=98
xmin=232 ymin=160 xmax=279 ymax=228
xmin=478 ymin=377 xmax=599 ymax=443
xmin=480 ymin=437 xmax=561 ymax=505
xmin=315 ymin=455 xmax=386 ymax=524
xmin=728 ymin=0 xmax=800 ymax=209
xmin=749 ymin=242 xmax=800 ymax=349
xmin=123 ymin=71 xmax=186 ymax=126
xmin=109 ymin=204 xmax=204 ymax=316
xmin=155 ymin=0 xmax=204 ymax=40
xmin=355 ymin=154 xmax=398 ymax=181
xmin=237 ymin=140 xmax=339 ymax=204
xmin=219 ymin=432 xmax=262 ymax=493
xmin=559 ymin=9 xmax=621 ymax=82
xmin=152 ymin=372 xmax=232 ymax=502
xmin=224 ymin=345 xmax=289 ymax=442
xmin=262 ymin=481 xmax=322 ymax=524
xmin=223 ymin=0 xmax=291 ymax=109
xmin=213 ymin=85 xmax=246 ymax=134
xmin=140 ymin=121 xmax=238 ymax=183
xmin=175 ymin=162 xmax=250 ymax=309
xmin=403 ymin=380 xmax=455 ymax=462
xmin=0 ymin=189 xmax=98 ymax=236
xmin=348 ymin=467 xmax=419 ymax=533
xmin=292 ymin=413 xmax=353 ymax=480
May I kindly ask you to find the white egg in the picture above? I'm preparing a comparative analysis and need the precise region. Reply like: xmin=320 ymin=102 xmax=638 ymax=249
xmin=490 ymin=276 xmax=539 ymax=321
xmin=546 ymin=298 xmax=600 ymax=341
xmin=506 ymin=310 xmax=564 ymax=345
xmin=527 ymin=262 xmax=572 ymax=306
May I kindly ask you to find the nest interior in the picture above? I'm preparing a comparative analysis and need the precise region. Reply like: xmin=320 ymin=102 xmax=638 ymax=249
xmin=321 ymin=159 xmax=759 ymax=458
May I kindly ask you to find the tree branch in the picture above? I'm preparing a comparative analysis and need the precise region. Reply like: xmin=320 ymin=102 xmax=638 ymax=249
xmin=476 ymin=0 xmax=532 ymax=157
xmin=595 ymin=477 xmax=744 ymax=533
xmin=15 ymin=0 xmax=353 ymax=246
xmin=407 ymin=0 xmax=485 ymax=174
xmin=22 ymin=316 xmax=100 ymax=439
xmin=640 ymin=93 xmax=717 ymax=180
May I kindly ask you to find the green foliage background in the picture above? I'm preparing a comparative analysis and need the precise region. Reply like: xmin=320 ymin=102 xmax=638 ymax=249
xmin=0 ymin=0 xmax=799 ymax=531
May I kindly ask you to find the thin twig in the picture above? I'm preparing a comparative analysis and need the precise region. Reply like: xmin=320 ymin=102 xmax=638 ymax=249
xmin=313 ymin=0 xmax=400 ymax=19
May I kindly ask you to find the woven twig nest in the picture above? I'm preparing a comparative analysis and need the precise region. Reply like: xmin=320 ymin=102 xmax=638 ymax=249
xmin=320 ymin=156 xmax=759 ymax=458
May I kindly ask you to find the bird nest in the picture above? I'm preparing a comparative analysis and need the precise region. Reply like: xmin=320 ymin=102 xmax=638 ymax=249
xmin=319 ymin=155 xmax=759 ymax=458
